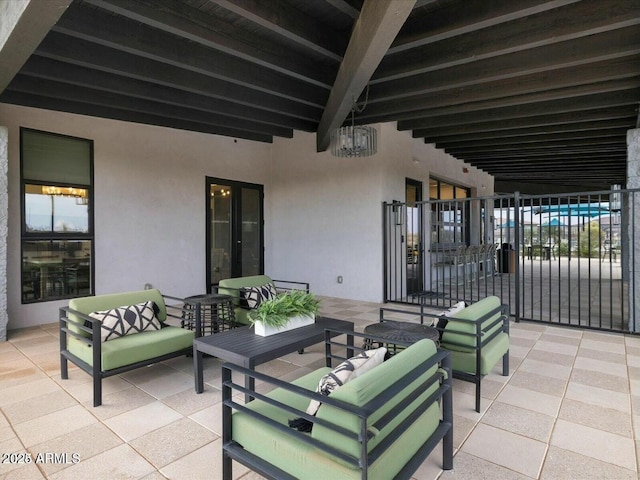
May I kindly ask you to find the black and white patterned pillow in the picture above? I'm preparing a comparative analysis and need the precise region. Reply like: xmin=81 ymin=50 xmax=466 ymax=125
xmin=289 ymin=347 xmax=387 ymax=432
xmin=435 ymin=301 xmax=467 ymax=339
xmin=90 ymin=301 xmax=162 ymax=342
xmin=240 ymin=283 xmax=278 ymax=309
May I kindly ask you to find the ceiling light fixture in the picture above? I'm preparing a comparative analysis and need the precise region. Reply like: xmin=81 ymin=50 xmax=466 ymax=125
xmin=330 ymin=87 xmax=377 ymax=158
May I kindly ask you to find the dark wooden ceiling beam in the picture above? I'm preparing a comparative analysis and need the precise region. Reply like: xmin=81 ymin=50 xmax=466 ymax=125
xmin=445 ymin=136 xmax=627 ymax=155
xmin=438 ymin=130 xmax=629 ymax=151
xmin=377 ymin=0 xmax=640 ymax=82
xmin=426 ymin=118 xmax=636 ymax=144
xmin=7 ymin=75 xmax=293 ymax=138
xmin=53 ymin=3 xmax=328 ymax=106
xmin=35 ymin=32 xmax=322 ymax=121
xmin=416 ymin=106 xmax=638 ymax=138
xmin=358 ymin=56 xmax=640 ymax=122
xmin=370 ymin=27 xmax=640 ymax=104
xmin=213 ymin=0 xmax=346 ymax=61
xmin=0 ymin=90 xmax=273 ymax=142
xmin=325 ymin=0 xmax=361 ymax=20
xmin=82 ymin=0 xmax=337 ymax=88
xmin=390 ymin=0 xmax=580 ymax=54
xmin=456 ymin=148 xmax=627 ymax=161
xmin=19 ymin=56 xmax=317 ymax=131
xmin=400 ymin=88 xmax=640 ymax=130
xmin=316 ymin=0 xmax=415 ymax=152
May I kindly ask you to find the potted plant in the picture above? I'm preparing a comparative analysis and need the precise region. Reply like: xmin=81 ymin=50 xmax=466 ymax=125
xmin=248 ymin=290 xmax=320 ymax=336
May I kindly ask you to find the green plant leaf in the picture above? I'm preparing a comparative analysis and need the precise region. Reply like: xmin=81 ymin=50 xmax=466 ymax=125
xmin=248 ymin=290 xmax=319 ymax=327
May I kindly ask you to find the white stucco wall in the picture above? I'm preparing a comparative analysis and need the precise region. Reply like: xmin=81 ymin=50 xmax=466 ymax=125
xmin=269 ymin=123 xmax=494 ymax=302
xmin=1 ymin=103 xmax=493 ymax=329
xmin=1 ymin=103 xmax=271 ymax=329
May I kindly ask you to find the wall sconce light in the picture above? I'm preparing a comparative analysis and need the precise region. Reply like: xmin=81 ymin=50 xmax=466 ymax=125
xmin=392 ymin=200 xmax=403 ymax=226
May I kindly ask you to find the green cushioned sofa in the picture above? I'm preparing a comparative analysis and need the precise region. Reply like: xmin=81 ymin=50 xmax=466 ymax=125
xmin=217 ymin=275 xmax=309 ymax=325
xmin=221 ymin=329 xmax=453 ymax=480
xmin=59 ymin=289 xmax=196 ymax=407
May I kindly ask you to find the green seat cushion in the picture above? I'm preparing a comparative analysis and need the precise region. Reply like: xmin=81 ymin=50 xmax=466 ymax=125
xmin=441 ymin=295 xmax=503 ymax=352
xmin=218 ymin=275 xmax=275 ymax=325
xmin=232 ymin=339 xmax=441 ymax=480
xmin=67 ymin=326 xmax=194 ymax=371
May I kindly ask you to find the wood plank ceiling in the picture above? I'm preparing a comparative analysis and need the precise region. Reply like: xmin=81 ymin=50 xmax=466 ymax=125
xmin=2 ymin=0 xmax=639 ymax=191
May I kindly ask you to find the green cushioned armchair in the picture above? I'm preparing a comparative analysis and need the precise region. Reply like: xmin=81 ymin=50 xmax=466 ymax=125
xmin=217 ymin=275 xmax=309 ymax=325
xmin=221 ymin=329 xmax=453 ymax=480
xmin=379 ymin=295 xmax=509 ymax=413
xmin=59 ymin=289 xmax=197 ymax=407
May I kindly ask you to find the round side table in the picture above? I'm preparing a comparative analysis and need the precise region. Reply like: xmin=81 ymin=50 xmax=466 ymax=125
xmin=182 ymin=293 xmax=236 ymax=337
xmin=363 ymin=321 xmax=439 ymax=354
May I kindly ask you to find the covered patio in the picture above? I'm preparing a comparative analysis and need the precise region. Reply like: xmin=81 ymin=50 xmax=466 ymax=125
xmin=2 ymin=297 xmax=639 ymax=479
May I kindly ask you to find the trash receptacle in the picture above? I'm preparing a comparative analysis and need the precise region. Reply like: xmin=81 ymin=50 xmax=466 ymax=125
xmin=497 ymin=243 xmax=515 ymax=273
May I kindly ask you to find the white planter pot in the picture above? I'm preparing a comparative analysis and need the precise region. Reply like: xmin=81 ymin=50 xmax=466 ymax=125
xmin=253 ymin=314 xmax=315 ymax=337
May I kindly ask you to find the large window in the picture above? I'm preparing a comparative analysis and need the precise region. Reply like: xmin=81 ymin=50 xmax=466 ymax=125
xmin=429 ymin=177 xmax=470 ymax=245
xmin=21 ymin=129 xmax=94 ymax=303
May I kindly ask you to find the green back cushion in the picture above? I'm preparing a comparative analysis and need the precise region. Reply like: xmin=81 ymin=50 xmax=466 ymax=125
xmin=312 ymin=339 xmax=439 ymax=461
xmin=218 ymin=275 xmax=275 ymax=325
xmin=440 ymin=295 xmax=502 ymax=351
xmin=69 ymin=288 xmax=168 ymax=321
xmin=67 ymin=289 xmax=168 ymax=336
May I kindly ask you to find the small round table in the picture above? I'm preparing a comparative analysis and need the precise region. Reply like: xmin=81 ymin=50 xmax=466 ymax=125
xmin=363 ymin=321 xmax=440 ymax=353
xmin=182 ymin=293 xmax=236 ymax=336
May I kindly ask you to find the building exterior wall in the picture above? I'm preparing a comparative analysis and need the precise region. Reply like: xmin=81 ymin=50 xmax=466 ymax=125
xmin=1 ymin=103 xmax=491 ymax=329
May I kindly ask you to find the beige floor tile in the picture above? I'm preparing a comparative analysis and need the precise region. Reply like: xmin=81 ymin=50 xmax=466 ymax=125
xmin=482 ymin=401 xmax=555 ymax=442
xmin=6 ymin=327 xmax=52 ymax=342
xmin=507 ymin=370 xmax=567 ymax=397
xmin=582 ymin=331 xmax=626 ymax=344
xmin=2 ymin=389 xmax=78 ymax=425
xmin=573 ymin=356 xmax=628 ymax=378
xmin=130 ymin=418 xmax=217 ymax=468
xmin=13 ymin=404 xmax=97 ymax=447
xmin=452 ymin=414 xmax=477 ymax=449
xmin=532 ymin=339 xmax=578 ymax=356
xmin=577 ymin=346 xmax=626 ymax=364
xmin=525 ymin=349 xmax=575 ymax=367
xmin=627 ymin=354 xmax=640 ymax=368
xmin=0 ymin=377 xmax=61 ymax=406
xmin=565 ymin=381 xmax=631 ymax=413
xmin=29 ymin=423 xmax=123 ymax=476
xmin=82 ymin=386 xmax=156 ymax=420
xmin=460 ymin=423 xmax=546 ymax=478
xmin=136 ymin=369 xmax=194 ymax=399
xmin=189 ymin=403 xmax=221 ymax=435
xmin=104 ymin=401 xmax=183 ymax=441
xmin=0 ymin=437 xmax=27 ymax=476
xmin=48 ymin=444 xmax=155 ymax=480
xmin=160 ymin=438 xmax=250 ymax=480
xmin=539 ymin=333 xmax=581 ymax=345
xmin=11 ymin=335 xmax=60 ymax=356
xmin=570 ymin=367 xmax=629 ymax=393
xmin=541 ymin=445 xmax=636 ymax=480
xmin=559 ymin=398 xmax=633 ymax=437
xmin=550 ymin=419 xmax=636 ymax=471
xmin=162 ymin=385 xmax=222 ymax=416
xmin=497 ymin=384 xmax=562 ymax=417
xmin=0 ymin=359 xmax=47 ymax=388
xmin=517 ymin=357 xmax=572 ymax=381
xmin=440 ymin=451 xmax=531 ymax=480
xmin=0 ymin=348 xmax=27 ymax=363
xmin=544 ymin=326 xmax=582 ymax=338
xmin=64 ymin=374 xmax=134 ymax=404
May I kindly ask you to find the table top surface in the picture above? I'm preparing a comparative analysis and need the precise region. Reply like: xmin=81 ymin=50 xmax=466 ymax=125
xmin=193 ymin=316 xmax=353 ymax=362
xmin=364 ymin=321 xmax=439 ymax=344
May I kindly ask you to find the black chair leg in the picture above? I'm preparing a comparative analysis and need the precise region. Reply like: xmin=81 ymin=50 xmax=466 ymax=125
xmin=475 ymin=377 xmax=481 ymax=413
xmin=93 ymin=376 xmax=102 ymax=407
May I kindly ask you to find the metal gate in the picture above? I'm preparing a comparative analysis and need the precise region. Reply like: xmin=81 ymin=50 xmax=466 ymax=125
xmin=383 ymin=188 xmax=636 ymax=333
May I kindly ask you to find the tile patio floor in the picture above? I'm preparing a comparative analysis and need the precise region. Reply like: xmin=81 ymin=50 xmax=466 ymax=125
xmin=1 ymin=296 xmax=639 ymax=479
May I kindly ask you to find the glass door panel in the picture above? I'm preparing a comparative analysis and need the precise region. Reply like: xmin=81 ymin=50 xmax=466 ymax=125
xmin=210 ymin=184 xmax=232 ymax=284
xmin=207 ymin=178 xmax=263 ymax=290
xmin=240 ymin=187 xmax=261 ymax=276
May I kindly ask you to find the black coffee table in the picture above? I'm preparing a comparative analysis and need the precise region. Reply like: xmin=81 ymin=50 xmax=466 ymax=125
xmin=193 ymin=316 xmax=354 ymax=400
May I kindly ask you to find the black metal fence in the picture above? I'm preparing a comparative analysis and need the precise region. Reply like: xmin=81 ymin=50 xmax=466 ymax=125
xmin=383 ymin=188 xmax=636 ymax=333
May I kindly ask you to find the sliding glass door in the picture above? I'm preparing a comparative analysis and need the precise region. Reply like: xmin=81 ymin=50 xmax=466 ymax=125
xmin=206 ymin=178 xmax=263 ymax=290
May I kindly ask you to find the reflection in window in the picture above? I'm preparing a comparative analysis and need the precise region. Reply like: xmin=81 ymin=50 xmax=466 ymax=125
xmin=24 ymin=184 xmax=89 ymax=233
xmin=429 ymin=177 xmax=470 ymax=245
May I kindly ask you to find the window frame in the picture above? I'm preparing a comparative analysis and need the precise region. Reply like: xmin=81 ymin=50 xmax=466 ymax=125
xmin=20 ymin=128 xmax=95 ymax=303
